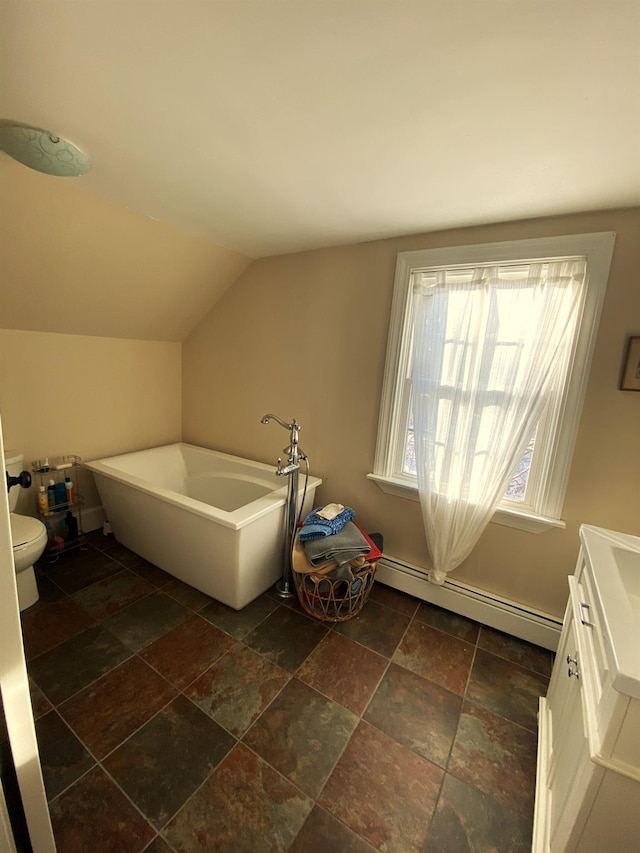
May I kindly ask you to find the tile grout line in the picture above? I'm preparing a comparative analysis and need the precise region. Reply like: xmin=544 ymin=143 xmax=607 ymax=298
xmin=51 ymin=629 xmax=287 ymax=849
xmin=242 ymin=594 xmax=424 ymax=850
xmin=236 ymin=736 xmax=384 ymax=852
xmin=45 ymin=710 xmax=161 ymax=851
xmin=440 ymin=623 xmax=540 ymax=823
xmin=29 ymin=646 xmax=137 ymax=709
xmin=381 ymin=596 xmax=463 ymax=844
xmin=28 ymin=544 xmax=164 ymax=651
xmin=199 ymin=598 xmax=408 ymax=850
xmin=27 ymin=560 xmax=543 ymax=850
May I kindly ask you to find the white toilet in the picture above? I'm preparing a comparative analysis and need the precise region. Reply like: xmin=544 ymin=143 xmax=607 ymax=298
xmin=5 ymin=450 xmax=47 ymax=611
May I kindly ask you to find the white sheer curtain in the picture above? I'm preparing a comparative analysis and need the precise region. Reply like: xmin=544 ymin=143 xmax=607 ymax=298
xmin=411 ymin=259 xmax=585 ymax=584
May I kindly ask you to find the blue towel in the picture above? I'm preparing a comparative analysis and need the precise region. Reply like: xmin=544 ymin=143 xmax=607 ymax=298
xmin=299 ymin=505 xmax=355 ymax=542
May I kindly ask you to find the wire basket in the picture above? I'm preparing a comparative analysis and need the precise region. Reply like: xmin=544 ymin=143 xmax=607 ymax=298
xmin=293 ymin=559 xmax=378 ymax=622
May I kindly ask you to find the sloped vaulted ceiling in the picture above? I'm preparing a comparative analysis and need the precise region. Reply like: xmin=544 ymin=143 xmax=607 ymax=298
xmin=0 ymin=160 xmax=250 ymax=341
xmin=1 ymin=1 xmax=639 ymax=340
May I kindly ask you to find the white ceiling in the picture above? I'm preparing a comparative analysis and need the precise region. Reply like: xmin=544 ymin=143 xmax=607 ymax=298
xmin=2 ymin=1 xmax=640 ymax=259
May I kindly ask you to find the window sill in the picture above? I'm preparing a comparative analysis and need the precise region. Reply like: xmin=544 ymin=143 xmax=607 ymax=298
xmin=366 ymin=473 xmax=566 ymax=534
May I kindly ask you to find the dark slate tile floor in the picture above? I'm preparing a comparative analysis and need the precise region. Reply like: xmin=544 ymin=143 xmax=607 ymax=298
xmin=9 ymin=533 xmax=552 ymax=852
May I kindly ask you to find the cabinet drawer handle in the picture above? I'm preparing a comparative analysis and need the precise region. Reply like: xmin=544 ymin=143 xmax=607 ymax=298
xmin=579 ymin=602 xmax=593 ymax=627
xmin=568 ymin=665 xmax=580 ymax=679
xmin=566 ymin=655 xmax=578 ymax=666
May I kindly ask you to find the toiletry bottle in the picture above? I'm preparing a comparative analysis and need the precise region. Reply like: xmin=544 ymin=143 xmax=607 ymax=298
xmin=47 ymin=479 xmax=56 ymax=508
xmin=45 ymin=520 xmax=54 ymax=553
xmin=65 ymin=476 xmax=75 ymax=504
xmin=54 ymin=480 xmax=67 ymax=506
xmin=37 ymin=485 xmax=49 ymax=513
xmin=65 ymin=510 xmax=79 ymax=542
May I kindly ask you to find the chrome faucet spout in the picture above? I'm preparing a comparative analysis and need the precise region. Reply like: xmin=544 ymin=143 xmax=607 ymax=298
xmin=261 ymin=414 xmax=302 ymax=463
xmin=260 ymin=413 xmax=291 ymax=430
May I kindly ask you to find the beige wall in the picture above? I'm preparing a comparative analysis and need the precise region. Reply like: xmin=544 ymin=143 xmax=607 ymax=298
xmin=183 ymin=208 xmax=640 ymax=619
xmin=0 ymin=329 xmax=181 ymax=516
xmin=0 ymin=159 xmax=250 ymax=342
xmin=1 ymin=159 xmax=245 ymax=525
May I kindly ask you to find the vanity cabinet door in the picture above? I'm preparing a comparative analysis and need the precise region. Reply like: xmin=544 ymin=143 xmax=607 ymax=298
xmin=536 ymin=529 xmax=640 ymax=852
xmin=547 ymin=611 xmax=599 ymax=851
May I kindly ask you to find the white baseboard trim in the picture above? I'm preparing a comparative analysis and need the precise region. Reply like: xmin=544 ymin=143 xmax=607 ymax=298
xmin=377 ymin=554 xmax=562 ymax=651
xmin=81 ymin=504 xmax=107 ymax=534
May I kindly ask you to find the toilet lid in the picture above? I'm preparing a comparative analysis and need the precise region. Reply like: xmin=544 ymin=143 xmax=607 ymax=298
xmin=10 ymin=513 xmax=45 ymax=547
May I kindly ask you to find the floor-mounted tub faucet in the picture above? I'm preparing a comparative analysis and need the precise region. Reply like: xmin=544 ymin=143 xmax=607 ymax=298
xmin=260 ymin=414 xmax=306 ymax=474
xmin=260 ymin=414 xmax=308 ymax=599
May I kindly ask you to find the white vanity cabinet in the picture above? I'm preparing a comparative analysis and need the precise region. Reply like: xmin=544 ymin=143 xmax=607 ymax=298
xmin=533 ymin=525 xmax=640 ymax=852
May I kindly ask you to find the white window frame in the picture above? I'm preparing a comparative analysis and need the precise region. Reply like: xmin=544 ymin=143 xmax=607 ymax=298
xmin=368 ymin=232 xmax=616 ymax=533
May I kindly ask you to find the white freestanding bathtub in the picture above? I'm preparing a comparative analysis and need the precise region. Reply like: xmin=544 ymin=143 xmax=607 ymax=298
xmin=85 ymin=443 xmax=321 ymax=609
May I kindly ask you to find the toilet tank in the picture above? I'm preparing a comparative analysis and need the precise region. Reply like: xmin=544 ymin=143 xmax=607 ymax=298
xmin=4 ymin=449 xmax=24 ymax=513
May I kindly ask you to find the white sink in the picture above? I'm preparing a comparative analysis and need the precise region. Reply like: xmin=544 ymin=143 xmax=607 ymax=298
xmin=613 ymin=546 xmax=640 ymax=619
xmin=580 ymin=525 xmax=640 ymax=699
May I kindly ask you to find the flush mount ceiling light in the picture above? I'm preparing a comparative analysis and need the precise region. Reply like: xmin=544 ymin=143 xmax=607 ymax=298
xmin=0 ymin=122 xmax=90 ymax=176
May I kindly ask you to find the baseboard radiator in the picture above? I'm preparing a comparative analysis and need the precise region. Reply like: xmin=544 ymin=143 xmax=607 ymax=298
xmin=376 ymin=554 xmax=562 ymax=651
xmin=80 ymin=510 xmax=561 ymax=651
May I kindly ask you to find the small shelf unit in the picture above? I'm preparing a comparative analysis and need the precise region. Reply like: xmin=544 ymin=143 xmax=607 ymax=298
xmin=31 ymin=455 xmax=86 ymax=561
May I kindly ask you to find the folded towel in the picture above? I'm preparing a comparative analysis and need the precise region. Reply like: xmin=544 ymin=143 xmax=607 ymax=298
xmin=316 ymin=503 xmax=345 ymax=520
xmin=299 ymin=505 xmax=355 ymax=542
xmin=292 ymin=531 xmax=367 ymax=578
xmin=303 ymin=521 xmax=370 ymax=569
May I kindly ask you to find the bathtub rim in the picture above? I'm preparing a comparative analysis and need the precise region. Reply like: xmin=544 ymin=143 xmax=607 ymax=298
xmin=84 ymin=442 xmax=322 ymax=531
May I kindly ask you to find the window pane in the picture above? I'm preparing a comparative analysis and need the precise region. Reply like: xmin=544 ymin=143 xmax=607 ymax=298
xmin=403 ymin=398 xmax=536 ymax=500
xmin=373 ymin=235 xmax=614 ymax=530
xmin=403 ymin=402 xmax=416 ymax=475
xmin=503 ymin=431 xmax=536 ymax=502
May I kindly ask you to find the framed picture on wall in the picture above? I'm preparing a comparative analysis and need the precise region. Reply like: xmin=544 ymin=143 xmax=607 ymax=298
xmin=619 ymin=336 xmax=640 ymax=391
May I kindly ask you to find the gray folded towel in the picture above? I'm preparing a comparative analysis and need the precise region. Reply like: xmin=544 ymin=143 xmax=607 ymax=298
xmin=303 ymin=522 xmax=371 ymax=570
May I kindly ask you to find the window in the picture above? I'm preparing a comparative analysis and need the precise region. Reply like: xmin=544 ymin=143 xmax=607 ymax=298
xmin=368 ymin=233 xmax=615 ymax=533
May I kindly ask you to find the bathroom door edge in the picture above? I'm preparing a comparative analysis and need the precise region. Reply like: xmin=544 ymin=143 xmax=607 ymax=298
xmin=0 ymin=414 xmax=57 ymax=852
